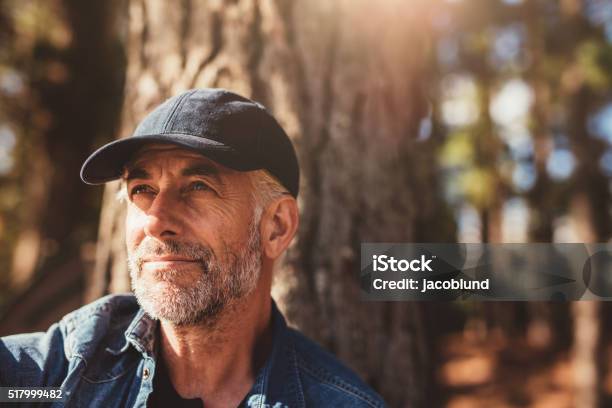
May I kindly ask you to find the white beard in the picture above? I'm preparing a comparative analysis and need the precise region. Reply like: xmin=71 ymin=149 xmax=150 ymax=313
xmin=128 ymin=219 xmax=261 ymax=326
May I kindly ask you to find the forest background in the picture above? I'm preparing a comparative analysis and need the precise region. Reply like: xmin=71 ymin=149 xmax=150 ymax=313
xmin=2 ymin=0 xmax=612 ymax=407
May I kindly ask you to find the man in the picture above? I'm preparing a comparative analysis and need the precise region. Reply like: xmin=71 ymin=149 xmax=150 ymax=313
xmin=0 ymin=89 xmax=386 ymax=407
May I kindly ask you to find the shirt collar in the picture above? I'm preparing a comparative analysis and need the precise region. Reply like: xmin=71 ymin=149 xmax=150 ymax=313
xmin=242 ymin=300 xmax=304 ymax=408
xmin=121 ymin=299 xmax=305 ymax=407
xmin=123 ymin=308 xmax=157 ymax=357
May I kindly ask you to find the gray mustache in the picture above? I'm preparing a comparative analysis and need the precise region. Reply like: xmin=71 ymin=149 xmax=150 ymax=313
xmin=134 ymin=239 xmax=214 ymax=264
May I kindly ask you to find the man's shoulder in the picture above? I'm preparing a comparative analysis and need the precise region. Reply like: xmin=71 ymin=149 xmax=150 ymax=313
xmin=286 ymin=328 xmax=387 ymax=408
xmin=0 ymin=293 xmax=140 ymax=386
xmin=61 ymin=293 xmax=139 ymax=332
xmin=59 ymin=293 xmax=140 ymax=355
xmin=1 ymin=293 xmax=139 ymax=351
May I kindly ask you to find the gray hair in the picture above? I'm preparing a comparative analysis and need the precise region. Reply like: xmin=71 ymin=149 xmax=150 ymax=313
xmin=248 ymin=170 xmax=291 ymax=223
xmin=116 ymin=178 xmax=128 ymax=203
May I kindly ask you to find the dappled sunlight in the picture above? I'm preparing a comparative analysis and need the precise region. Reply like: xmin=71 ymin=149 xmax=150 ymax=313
xmin=441 ymin=329 xmax=576 ymax=407
xmin=441 ymin=74 xmax=480 ymax=127
xmin=441 ymin=352 xmax=496 ymax=387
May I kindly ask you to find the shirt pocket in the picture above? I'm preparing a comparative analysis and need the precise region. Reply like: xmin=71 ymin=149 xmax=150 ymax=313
xmin=80 ymin=346 xmax=141 ymax=383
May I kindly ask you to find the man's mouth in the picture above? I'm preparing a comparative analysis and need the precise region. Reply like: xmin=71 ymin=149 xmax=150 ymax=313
xmin=142 ymin=256 xmax=200 ymax=267
xmin=144 ymin=255 xmax=196 ymax=261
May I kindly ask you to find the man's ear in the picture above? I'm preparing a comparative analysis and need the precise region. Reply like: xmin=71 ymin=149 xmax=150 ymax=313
xmin=260 ymin=196 xmax=299 ymax=260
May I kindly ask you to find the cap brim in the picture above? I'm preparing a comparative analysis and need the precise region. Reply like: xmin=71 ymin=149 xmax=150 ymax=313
xmin=80 ymin=133 xmax=259 ymax=185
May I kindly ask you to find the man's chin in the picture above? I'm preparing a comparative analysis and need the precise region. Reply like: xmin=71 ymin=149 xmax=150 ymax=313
xmin=140 ymin=266 xmax=201 ymax=285
xmin=139 ymin=279 xmax=192 ymax=298
xmin=134 ymin=290 xmax=223 ymax=326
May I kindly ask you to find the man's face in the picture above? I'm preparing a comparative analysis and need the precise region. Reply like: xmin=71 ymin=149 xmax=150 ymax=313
xmin=124 ymin=144 xmax=262 ymax=326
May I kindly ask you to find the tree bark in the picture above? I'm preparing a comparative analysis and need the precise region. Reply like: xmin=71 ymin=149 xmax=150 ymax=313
xmin=91 ymin=1 xmax=448 ymax=406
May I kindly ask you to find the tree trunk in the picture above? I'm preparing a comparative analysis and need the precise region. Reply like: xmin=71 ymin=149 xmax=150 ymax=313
xmin=563 ymin=18 xmax=610 ymax=402
xmin=0 ymin=0 xmax=126 ymax=287
xmin=90 ymin=0 xmax=447 ymax=406
xmin=523 ymin=0 xmax=564 ymax=353
xmin=572 ymin=300 xmax=600 ymax=408
xmin=0 ymin=0 xmax=126 ymax=331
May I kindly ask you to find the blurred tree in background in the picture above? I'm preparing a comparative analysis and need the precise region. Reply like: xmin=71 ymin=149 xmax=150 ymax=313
xmin=3 ymin=0 xmax=612 ymax=407
xmin=0 ymin=0 xmax=124 ymax=328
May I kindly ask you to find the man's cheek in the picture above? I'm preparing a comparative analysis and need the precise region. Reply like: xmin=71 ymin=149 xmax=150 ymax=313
xmin=125 ymin=207 xmax=147 ymax=251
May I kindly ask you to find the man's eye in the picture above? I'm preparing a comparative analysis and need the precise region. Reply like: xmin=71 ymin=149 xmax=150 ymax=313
xmin=189 ymin=181 xmax=211 ymax=192
xmin=130 ymin=185 xmax=154 ymax=196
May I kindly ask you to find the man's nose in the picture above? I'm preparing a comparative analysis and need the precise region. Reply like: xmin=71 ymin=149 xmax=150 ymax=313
xmin=143 ymin=189 xmax=181 ymax=239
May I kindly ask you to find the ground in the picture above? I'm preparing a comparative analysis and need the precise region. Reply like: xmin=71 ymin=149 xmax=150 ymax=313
xmin=438 ymin=327 xmax=609 ymax=408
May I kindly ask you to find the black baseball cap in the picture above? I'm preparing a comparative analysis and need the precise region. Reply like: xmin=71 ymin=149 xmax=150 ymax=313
xmin=80 ymin=88 xmax=300 ymax=197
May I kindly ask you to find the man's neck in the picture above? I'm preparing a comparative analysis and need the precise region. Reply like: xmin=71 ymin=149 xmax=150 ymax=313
xmin=158 ymin=291 xmax=273 ymax=407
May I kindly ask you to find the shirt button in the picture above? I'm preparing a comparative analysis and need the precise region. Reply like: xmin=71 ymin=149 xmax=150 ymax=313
xmin=143 ymin=368 xmax=150 ymax=380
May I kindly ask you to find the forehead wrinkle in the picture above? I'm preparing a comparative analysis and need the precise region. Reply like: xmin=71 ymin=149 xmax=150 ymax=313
xmin=123 ymin=151 xmax=237 ymax=191
xmin=125 ymin=166 xmax=151 ymax=181
xmin=182 ymin=164 xmax=225 ymax=188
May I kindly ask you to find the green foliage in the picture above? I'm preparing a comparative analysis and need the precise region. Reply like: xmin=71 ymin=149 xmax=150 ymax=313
xmin=576 ymin=40 xmax=612 ymax=90
xmin=432 ymin=0 xmax=612 ymax=243
xmin=440 ymin=131 xmax=476 ymax=168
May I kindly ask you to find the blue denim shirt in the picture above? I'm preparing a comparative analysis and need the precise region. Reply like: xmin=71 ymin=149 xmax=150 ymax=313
xmin=0 ymin=294 xmax=386 ymax=407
